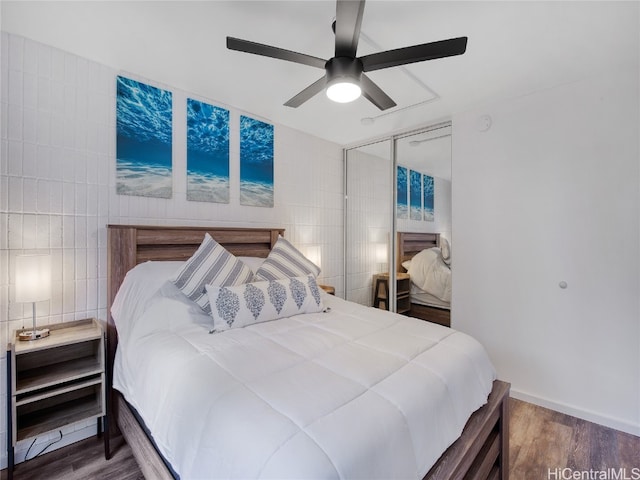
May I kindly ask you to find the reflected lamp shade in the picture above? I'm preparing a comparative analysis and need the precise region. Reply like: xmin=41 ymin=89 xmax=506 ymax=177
xmin=16 ymin=254 xmax=51 ymax=303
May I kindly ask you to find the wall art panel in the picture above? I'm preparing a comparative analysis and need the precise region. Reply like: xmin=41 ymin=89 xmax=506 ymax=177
xmin=396 ymin=165 xmax=408 ymax=219
xmin=410 ymin=169 xmax=422 ymax=220
xmin=423 ymin=174 xmax=434 ymax=221
xmin=240 ymin=115 xmax=274 ymax=207
xmin=116 ymin=76 xmax=172 ymax=198
xmin=186 ymin=99 xmax=230 ymax=203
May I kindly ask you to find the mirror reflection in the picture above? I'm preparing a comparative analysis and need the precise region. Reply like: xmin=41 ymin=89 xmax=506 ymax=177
xmin=344 ymin=124 xmax=452 ymax=327
xmin=395 ymin=126 xmax=452 ymax=326
xmin=345 ymin=140 xmax=392 ymax=307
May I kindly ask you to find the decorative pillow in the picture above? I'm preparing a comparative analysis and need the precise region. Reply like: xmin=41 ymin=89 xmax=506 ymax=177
xmin=253 ymin=236 xmax=320 ymax=281
xmin=170 ymin=233 xmax=254 ymax=314
xmin=440 ymin=237 xmax=451 ymax=265
xmin=206 ymin=275 xmax=324 ymax=331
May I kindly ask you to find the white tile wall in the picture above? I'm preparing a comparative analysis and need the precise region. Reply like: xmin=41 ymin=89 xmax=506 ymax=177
xmin=0 ymin=32 xmax=343 ymax=469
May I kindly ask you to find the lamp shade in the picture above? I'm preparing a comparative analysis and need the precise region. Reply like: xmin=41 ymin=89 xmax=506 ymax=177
xmin=326 ymin=81 xmax=361 ymax=103
xmin=15 ymin=254 xmax=52 ymax=303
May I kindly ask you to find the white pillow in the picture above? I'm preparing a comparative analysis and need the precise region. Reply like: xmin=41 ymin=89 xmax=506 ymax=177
xmin=170 ymin=233 xmax=254 ymax=314
xmin=206 ymin=275 xmax=324 ymax=331
xmin=254 ymin=236 xmax=320 ymax=281
xmin=111 ymin=261 xmax=185 ymax=341
xmin=238 ymin=256 xmax=265 ymax=273
xmin=440 ymin=237 xmax=451 ymax=265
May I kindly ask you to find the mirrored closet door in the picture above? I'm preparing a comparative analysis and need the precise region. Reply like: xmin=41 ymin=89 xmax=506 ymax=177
xmin=344 ymin=123 xmax=451 ymax=320
xmin=395 ymin=125 xmax=452 ymax=247
xmin=344 ymin=139 xmax=393 ymax=307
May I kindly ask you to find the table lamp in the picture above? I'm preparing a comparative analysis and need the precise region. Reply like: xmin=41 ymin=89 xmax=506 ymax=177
xmin=15 ymin=254 xmax=51 ymax=341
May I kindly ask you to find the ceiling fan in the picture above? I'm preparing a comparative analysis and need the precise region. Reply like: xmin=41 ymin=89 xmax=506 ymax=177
xmin=226 ymin=0 xmax=467 ymax=111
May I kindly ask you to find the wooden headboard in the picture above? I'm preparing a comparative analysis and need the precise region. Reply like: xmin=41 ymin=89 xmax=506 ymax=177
xmin=397 ymin=232 xmax=440 ymax=272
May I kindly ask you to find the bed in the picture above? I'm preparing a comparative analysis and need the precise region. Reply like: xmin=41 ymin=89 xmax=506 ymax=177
xmin=397 ymin=232 xmax=452 ymax=327
xmin=106 ymin=224 xmax=509 ymax=480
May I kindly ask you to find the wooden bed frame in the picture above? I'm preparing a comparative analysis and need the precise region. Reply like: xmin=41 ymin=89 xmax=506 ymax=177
xmin=397 ymin=232 xmax=452 ymax=327
xmin=107 ymin=224 xmax=509 ymax=480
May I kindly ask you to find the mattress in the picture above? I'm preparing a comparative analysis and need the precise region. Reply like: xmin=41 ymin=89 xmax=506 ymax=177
xmin=112 ymin=264 xmax=495 ymax=480
xmin=410 ymin=284 xmax=451 ymax=310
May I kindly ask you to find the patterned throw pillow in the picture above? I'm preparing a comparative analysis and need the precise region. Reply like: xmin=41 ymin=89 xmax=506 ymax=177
xmin=206 ymin=275 xmax=324 ymax=331
xmin=170 ymin=233 xmax=254 ymax=314
xmin=253 ymin=237 xmax=320 ymax=281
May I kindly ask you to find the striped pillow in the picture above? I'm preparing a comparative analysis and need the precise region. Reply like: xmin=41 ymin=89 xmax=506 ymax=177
xmin=170 ymin=233 xmax=254 ymax=314
xmin=253 ymin=237 xmax=320 ymax=281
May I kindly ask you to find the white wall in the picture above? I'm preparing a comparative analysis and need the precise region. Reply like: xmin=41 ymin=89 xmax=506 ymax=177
xmin=0 ymin=32 xmax=343 ymax=468
xmin=452 ymin=67 xmax=640 ymax=435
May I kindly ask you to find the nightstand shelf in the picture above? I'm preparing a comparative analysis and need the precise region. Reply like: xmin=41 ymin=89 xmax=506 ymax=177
xmin=6 ymin=318 xmax=108 ymax=479
xmin=372 ymin=273 xmax=411 ymax=314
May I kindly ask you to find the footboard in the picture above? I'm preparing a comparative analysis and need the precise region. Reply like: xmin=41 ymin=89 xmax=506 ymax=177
xmin=113 ymin=380 xmax=509 ymax=480
xmin=424 ymin=380 xmax=510 ymax=480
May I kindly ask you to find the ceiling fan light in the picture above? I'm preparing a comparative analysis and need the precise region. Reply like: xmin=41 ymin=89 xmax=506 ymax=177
xmin=326 ymin=81 xmax=361 ymax=103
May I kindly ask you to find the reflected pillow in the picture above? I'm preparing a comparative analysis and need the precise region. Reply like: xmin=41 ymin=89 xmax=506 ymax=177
xmin=207 ymin=275 xmax=324 ymax=331
xmin=440 ymin=237 xmax=451 ymax=265
xmin=170 ymin=233 xmax=254 ymax=314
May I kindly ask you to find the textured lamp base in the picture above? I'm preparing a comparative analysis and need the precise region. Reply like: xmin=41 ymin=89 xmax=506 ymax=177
xmin=18 ymin=329 xmax=50 ymax=341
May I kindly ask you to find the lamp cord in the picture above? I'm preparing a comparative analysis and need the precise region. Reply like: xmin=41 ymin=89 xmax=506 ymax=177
xmin=24 ymin=430 xmax=63 ymax=461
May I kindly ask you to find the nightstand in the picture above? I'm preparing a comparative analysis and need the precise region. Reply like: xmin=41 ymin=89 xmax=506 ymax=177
xmin=319 ymin=284 xmax=335 ymax=295
xmin=6 ymin=318 xmax=107 ymax=479
xmin=372 ymin=273 xmax=411 ymax=314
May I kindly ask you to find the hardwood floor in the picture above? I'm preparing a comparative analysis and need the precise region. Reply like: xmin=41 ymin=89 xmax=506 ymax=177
xmin=2 ymin=398 xmax=638 ymax=479
xmin=509 ymin=398 xmax=639 ymax=479
xmin=0 ymin=434 xmax=142 ymax=480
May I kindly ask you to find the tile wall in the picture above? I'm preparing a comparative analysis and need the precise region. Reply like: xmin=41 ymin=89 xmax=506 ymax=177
xmin=0 ymin=32 xmax=343 ymax=468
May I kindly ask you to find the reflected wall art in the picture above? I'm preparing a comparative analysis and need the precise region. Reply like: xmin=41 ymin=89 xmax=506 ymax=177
xmin=186 ymin=99 xmax=230 ymax=203
xmin=410 ymin=170 xmax=422 ymax=220
xmin=396 ymin=166 xmax=408 ymax=219
xmin=423 ymin=174 xmax=434 ymax=221
xmin=116 ymin=76 xmax=173 ymax=198
xmin=240 ymin=116 xmax=274 ymax=207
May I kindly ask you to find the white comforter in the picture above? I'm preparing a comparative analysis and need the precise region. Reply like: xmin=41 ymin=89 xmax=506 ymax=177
xmin=113 ymin=274 xmax=495 ymax=480
xmin=406 ymin=248 xmax=452 ymax=303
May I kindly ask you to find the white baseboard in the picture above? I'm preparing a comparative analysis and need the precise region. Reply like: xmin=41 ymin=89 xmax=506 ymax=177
xmin=510 ymin=388 xmax=640 ymax=437
xmin=0 ymin=422 xmax=97 ymax=470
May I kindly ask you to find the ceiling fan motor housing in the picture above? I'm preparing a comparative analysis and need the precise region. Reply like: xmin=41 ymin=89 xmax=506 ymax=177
xmin=326 ymin=56 xmax=363 ymax=84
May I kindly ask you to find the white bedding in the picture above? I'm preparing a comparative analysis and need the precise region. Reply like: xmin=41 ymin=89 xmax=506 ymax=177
xmin=405 ymin=248 xmax=452 ymax=304
xmin=112 ymin=264 xmax=495 ymax=480
xmin=410 ymin=284 xmax=451 ymax=309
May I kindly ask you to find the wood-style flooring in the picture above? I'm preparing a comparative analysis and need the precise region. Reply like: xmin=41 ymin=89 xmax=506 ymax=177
xmin=2 ymin=398 xmax=638 ymax=479
xmin=509 ymin=398 xmax=639 ymax=479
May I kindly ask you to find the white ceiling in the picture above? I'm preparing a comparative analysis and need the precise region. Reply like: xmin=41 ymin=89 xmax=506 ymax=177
xmin=2 ymin=1 xmax=638 ymax=146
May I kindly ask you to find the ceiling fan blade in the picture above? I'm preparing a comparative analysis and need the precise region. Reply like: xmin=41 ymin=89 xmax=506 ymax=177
xmin=334 ymin=0 xmax=366 ymax=57
xmin=360 ymin=37 xmax=468 ymax=72
xmin=284 ymin=76 xmax=328 ymax=108
xmin=360 ymin=73 xmax=396 ymax=111
xmin=227 ymin=37 xmax=326 ymax=69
